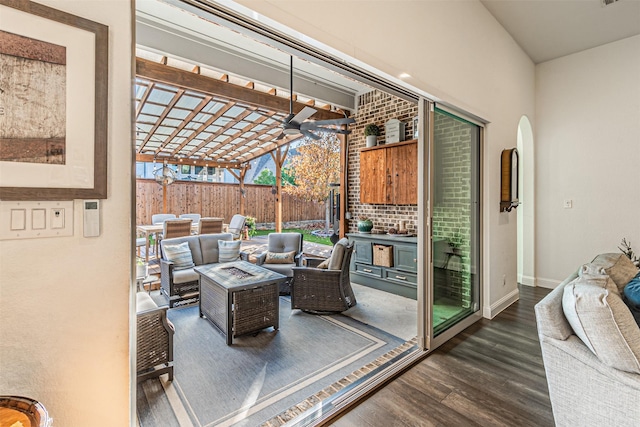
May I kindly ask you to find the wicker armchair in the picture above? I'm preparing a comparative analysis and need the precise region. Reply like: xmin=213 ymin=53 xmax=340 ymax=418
xmin=291 ymin=239 xmax=356 ymax=313
xmin=136 ymin=292 xmax=174 ymax=382
xmin=255 ymin=232 xmax=303 ymax=295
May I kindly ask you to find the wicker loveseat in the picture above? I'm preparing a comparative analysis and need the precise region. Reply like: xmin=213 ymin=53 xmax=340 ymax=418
xmin=136 ymin=292 xmax=174 ymax=382
xmin=160 ymin=233 xmax=234 ymax=307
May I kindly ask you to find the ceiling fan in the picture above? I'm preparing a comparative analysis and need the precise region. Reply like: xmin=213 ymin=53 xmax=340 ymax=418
xmin=153 ymin=163 xmax=176 ymax=186
xmin=273 ymin=56 xmax=356 ymax=141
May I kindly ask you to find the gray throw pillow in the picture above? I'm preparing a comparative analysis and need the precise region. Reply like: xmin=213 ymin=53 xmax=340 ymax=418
xmin=562 ymin=274 xmax=640 ymax=374
xmin=218 ymin=240 xmax=241 ymax=263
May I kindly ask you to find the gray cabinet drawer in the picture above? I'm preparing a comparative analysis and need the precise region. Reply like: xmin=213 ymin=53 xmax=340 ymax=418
xmin=384 ymin=269 xmax=417 ymax=285
xmin=355 ymin=263 xmax=382 ymax=277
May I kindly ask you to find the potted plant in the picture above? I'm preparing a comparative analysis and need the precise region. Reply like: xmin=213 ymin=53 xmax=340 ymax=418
xmin=364 ymin=124 xmax=380 ymax=148
xmin=356 ymin=215 xmax=374 ymax=233
xmin=136 ymin=257 xmax=148 ymax=278
xmin=245 ymin=216 xmax=257 ymax=239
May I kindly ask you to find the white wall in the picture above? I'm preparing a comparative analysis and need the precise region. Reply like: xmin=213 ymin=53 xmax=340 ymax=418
xmin=0 ymin=1 xmax=133 ymax=426
xmin=235 ymin=0 xmax=535 ymax=316
xmin=535 ymin=35 xmax=640 ymax=288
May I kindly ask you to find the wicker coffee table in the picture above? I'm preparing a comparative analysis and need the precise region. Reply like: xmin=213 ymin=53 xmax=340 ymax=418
xmin=195 ymin=261 xmax=286 ymax=345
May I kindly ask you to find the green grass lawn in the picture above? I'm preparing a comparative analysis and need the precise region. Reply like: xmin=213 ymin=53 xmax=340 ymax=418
xmin=253 ymin=228 xmax=333 ymax=246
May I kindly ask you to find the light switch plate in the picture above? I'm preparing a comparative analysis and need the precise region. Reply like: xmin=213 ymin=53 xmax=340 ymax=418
xmin=0 ymin=201 xmax=73 ymax=240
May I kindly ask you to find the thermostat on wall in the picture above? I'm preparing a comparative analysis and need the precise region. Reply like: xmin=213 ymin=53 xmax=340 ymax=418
xmin=83 ymin=200 xmax=100 ymax=237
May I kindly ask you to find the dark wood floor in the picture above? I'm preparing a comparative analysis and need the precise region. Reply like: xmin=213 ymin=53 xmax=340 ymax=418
xmin=330 ymin=285 xmax=554 ymax=427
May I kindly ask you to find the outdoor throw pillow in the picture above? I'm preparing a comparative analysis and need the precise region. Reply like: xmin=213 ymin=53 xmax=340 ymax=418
xmin=623 ymin=272 xmax=640 ymax=327
xmin=163 ymin=241 xmax=195 ymax=270
xmin=562 ymin=274 xmax=640 ymax=374
xmin=316 ymin=259 xmax=330 ymax=269
xmin=264 ymin=250 xmax=296 ymax=264
xmin=218 ymin=240 xmax=241 ymax=263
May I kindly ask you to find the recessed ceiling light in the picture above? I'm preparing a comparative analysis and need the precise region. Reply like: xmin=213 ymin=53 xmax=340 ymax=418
xmin=399 ymin=73 xmax=411 ymax=79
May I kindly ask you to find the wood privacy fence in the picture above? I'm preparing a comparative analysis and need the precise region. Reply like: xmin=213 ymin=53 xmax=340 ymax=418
xmin=136 ymin=179 xmax=325 ymax=225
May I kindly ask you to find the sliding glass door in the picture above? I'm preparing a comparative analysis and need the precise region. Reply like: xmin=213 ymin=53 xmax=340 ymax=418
xmin=431 ymin=108 xmax=481 ymax=336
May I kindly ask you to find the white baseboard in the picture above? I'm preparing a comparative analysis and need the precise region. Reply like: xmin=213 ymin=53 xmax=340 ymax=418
xmin=519 ymin=275 xmax=536 ymax=287
xmin=535 ymin=277 xmax=561 ymax=289
xmin=483 ymin=287 xmax=520 ymax=319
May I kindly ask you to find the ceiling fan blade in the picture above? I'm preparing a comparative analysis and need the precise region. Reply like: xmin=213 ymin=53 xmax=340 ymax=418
xmin=307 ymin=127 xmax=352 ymax=135
xmin=275 ymin=131 xmax=287 ymax=140
xmin=289 ymin=106 xmax=317 ymax=126
xmin=301 ymin=129 xmax=321 ymax=140
xmin=301 ymin=122 xmax=353 ymax=131
xmin=306 ymin=117 xmax=356 ymax=126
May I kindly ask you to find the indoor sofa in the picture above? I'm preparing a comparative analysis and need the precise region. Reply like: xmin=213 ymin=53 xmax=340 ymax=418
xmin=160 ymin=233 xmax=235 ymax=307
xmin=534 ymin=253 xmax=640 ymax=426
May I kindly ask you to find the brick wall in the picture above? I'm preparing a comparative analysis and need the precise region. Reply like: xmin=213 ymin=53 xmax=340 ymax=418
xmin=432 ymin=112 xmax=472 ymax=308
xmin=346 ymin=92 xmax=473 ymax=308
xmin=347 ymin=89 xmax=418 ymax=233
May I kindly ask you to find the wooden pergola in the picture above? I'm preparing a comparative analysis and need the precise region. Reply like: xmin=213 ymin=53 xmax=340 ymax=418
xmin=135 ymin=57 xmax=351 ymax=233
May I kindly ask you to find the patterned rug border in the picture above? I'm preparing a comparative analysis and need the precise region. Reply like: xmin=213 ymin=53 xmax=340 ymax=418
xmin=260 ymin=337 xmax=419 ymax=427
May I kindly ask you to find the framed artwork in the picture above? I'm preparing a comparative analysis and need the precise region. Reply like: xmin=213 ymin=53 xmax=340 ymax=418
xmin=0 ymin=0 xmax=108 ymax=200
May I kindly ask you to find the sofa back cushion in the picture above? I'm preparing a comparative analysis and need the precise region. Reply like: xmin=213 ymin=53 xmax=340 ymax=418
xmin=562 ymin=274 xmax=640 ymax=374
xmin=199 ymin=233 xmax=233 ymax=264
xmin=327 ymin=238 xmax=350 ymax=270
xmin=590 ymin=253 xmax=639 ymax=292
xmin=267 ymin=232 xmax=303 ymax=254
xmin=535 ymin=271 xmax=577 ymax=341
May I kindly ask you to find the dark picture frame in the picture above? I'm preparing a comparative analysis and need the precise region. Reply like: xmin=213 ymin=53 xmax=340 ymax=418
xmin=0 ymin=0 xmax=108 ymax=200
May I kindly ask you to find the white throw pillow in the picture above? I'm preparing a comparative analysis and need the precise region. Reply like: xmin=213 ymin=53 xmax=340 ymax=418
xmin=163 ymin=241 xmax=195 ymax=270
xmin=218 ymin=240 xmax=241 ymax=263
xmin=562 ymin=275 xmax=640 ymax=374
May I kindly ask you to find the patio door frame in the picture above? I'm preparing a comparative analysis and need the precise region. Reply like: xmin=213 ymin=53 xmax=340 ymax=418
xmin=137 ymin=0 xmax=485 ymax=424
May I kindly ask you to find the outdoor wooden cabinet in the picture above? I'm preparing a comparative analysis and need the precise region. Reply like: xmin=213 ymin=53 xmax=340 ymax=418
xmin=360 ymin=139 xmax=417 ymax=205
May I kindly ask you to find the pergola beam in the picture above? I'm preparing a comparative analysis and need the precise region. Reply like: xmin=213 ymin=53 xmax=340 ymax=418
xmin=136 ymin=58 xmax=348 ymax=121
xmin=135 ymin=154 xmax=242 ymax=169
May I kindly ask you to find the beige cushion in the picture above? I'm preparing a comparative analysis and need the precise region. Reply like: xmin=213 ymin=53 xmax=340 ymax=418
xmin=328 ymin=238 xmax=349 ymax=270
xmin=562 ymin=274 xmax=640 ymax=374
xmin=265 ymin=250 xmax=296 ymax=264
xmin=136 ymin=292 xmax=158 ymax=312
xmin=590 ymin=253 xmax=639 ymax=292
xmin=163 ymin=241 xmax=195 ymax=270
xmin=316 ymin=259 xmax=330 ymax=269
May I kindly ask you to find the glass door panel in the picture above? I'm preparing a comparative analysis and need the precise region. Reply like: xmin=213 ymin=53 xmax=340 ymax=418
xmin=432 ymin=108 xmax=481 ymax=336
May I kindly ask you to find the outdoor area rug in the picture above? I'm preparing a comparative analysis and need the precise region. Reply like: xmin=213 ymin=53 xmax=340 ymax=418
xmin=138 ymin=296 xmax=405 ymax=427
